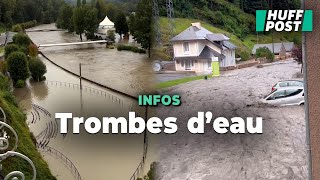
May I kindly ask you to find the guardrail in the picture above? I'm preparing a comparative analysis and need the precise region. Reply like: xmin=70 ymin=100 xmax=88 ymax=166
xmin=39 ymin=145 xmax=82 ymax=180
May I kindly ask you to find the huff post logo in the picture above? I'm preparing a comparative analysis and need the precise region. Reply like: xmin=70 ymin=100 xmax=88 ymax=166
xmin=256 ymin=10 xmax=313 ymax=32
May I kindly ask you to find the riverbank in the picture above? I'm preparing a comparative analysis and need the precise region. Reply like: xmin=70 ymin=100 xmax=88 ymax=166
xmin=0 ymin=75 xmax=56 ymax=179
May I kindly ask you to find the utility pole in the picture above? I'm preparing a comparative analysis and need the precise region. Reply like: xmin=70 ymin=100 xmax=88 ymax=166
xmin=270 ymin=0 xmax=274 ymax=54
xmin=302 ymin=1 xmax=311 ymax=180
xmin=153 ymin=0 xmax=161 ymax=47
xmin=79 ymin=63 xmax=82 ymax=90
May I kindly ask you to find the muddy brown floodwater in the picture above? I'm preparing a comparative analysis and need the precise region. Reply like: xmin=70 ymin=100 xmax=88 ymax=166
xmin=157 ymin=60 xmax=307 ymax=180
xmin=27 ymin=24 xmax=154 ymax=97
xmin=13 ymin=24 xmax=157 ymax=180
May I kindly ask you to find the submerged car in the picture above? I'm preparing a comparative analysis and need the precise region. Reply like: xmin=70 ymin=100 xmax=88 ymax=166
xmin=271 ymin=80 xmax=304 ymax=91
xmin=262 ymin=87 xmax=304 ymax=106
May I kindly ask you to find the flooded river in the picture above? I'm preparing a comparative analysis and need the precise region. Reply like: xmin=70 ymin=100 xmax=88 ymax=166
xmin=13 ymin=24 xmax=157 ymax=180
xmin=27 ymin=24 xmax=154 ymax=97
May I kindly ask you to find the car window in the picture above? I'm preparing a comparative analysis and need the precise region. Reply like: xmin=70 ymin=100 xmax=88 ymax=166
xmin=285 ymin=89 xmax=303 ymax=97
xmin=279 ymin=82 xmax=288 ymax=87
xmin=273 ymin=90 xmax=286 ymax=99
xmin=267 ymin=90 xmax=286 ymax=100
xmin=289 ymin=81 xmax=303 ymax=87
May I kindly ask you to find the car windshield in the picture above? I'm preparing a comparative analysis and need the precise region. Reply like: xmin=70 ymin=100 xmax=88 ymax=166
xmin=264 ymin=90 xmax=277 ymax=99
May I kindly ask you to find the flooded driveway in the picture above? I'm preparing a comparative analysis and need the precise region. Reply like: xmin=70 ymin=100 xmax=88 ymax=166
xmin=27 ymin=24 xmax=154 ymax=97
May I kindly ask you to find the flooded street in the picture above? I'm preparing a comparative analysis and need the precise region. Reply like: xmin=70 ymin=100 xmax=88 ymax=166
xmin=27 ymin=24 xmax=154 ymax=97
xmin=157 ymin=60 xmax=307 ymax=180
xmin=13 ymin=24 xmax=157 ymax=180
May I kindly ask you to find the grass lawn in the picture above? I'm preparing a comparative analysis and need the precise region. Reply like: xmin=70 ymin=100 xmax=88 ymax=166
xmin=155 ymin=75 xmax=212 ymax=89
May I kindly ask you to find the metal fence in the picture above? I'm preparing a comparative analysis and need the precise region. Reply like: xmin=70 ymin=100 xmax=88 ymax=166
xmin=45 ymin=80 xmax=128 ymax=107
xmin=129 ymin=135 xmax=149 ymax=180
xmin=39 ymin=145 xmax=82 ymax=180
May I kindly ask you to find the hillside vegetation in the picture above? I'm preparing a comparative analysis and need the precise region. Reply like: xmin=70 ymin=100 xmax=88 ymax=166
xmin=0 ymin=75 xmax=56 ymax=179
xmin=157 ymin=0 xmax=301 ymax=61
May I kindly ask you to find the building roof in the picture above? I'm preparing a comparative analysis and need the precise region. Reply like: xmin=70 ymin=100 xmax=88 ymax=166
xmin=175 ymin=45 xmax=225 ymax=61
xmin=171 ymin=23 xmax=236 ymax=50
xmin=252 ymin=43 xmax=286 ymax=54
xmin=171 ymin=25 xmax=213 ymax=41
xmin=222 ymin=41 xmax=237 ymax=50
xmin=99 ymin=16 xmax=114 ymax=26
xmin=206 ymin=34 xmax=229 ymax=42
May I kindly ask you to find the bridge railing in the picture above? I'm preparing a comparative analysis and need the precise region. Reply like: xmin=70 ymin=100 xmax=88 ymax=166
xmin=39 ymin=145 xmax=82 ymax=180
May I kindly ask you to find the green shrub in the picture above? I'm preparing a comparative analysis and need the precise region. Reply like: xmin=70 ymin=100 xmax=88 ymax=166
xmin=12 ymin=21 xmax=38 ymax=32
xmin=256 ymin=47 xmax=274 ymax=60
xmin=12 ymin=24 xmax=23 ymax=32
xmin=237 ymin=50 xmax=250 ymax=61
xmin=0 ymin=60 xmax=7 ymax=74
xmin=29 ymin=57 xmax=47 ymax=81
xmin=12 ymin=33 xmax=31 ymax=47
xmin=28 ymin=44 xmax=38 ymax=57
xmin=107 ymin=30 xmax=116 ymax=42
xmin=7 ymin=52 xmax=30 ymax=84
xmin=117 ymin=44 xmax=146 ymax=54
xmin=15 ymin=79 xmax=25 ymax=88
xmin=4 ymin=44 xmax=20 ymax=59
xmin=0 ymin=74 xmax=10 ymax=91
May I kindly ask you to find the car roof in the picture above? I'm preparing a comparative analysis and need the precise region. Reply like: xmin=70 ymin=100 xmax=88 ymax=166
xmin=277 ymin=80 xmax=303 ymax=83
xmin=274 ymin=86 xmax=304 ymax=90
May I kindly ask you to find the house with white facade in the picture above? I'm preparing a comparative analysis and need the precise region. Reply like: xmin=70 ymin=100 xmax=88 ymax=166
xmin=171 ymin=22 xmax=237 ymax=73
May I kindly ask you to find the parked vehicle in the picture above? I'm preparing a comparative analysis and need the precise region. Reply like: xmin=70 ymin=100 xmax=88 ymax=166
xmin=262 ymin=87 xmax=304 ymax=106
xmin=271 ymin=80 xmax=304 ymax=91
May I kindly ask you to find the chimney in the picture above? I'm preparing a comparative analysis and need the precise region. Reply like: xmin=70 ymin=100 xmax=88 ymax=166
xmin=191 ymin=22 xmax=201 ymax=29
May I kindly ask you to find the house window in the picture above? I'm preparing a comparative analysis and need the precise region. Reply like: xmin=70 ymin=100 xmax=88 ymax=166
xmin=183 ymin=42 xmax=189 ymax=53
xmin=207 ymin=60 xmax=211 ymax=69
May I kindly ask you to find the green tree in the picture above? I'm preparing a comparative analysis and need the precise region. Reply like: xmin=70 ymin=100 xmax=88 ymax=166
xmin=107 ymin=30 xmax=115 ymax=42
xmin=28 ymin=44 xmax=38 ymax=57
xmin=77 ymin=0 xmax=81 ymax=7
xmin=95 ymin=0 xmax=107 ymax=21
xmin=105 ymin=3 xmax=118 ymax=22
xmin=56 ymin=4 xmax=74 ymax=32
xmin=7 ymin=52 xmax=30 ymax=84
xmin=4 ymin=44 xmax=20 ymax=59
xmin=115 ymin=11 xmax=129 ymax=39
xmin=12 ymin=33 xmax=31 ymax=47
xmin=83 ymin=5 xmax=98 ymax=39
xmin=128 ymin=13 xmax=136 ymax=35
xmin=82 ymin=0 xmax=86 ymax=5
xmin=133 ymin=0 xmax=152 ymax=57
xmin=73 ymin=7 xmax=86 ymax=41
xmin=29 ymin=57 xmax=47 ymax=82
